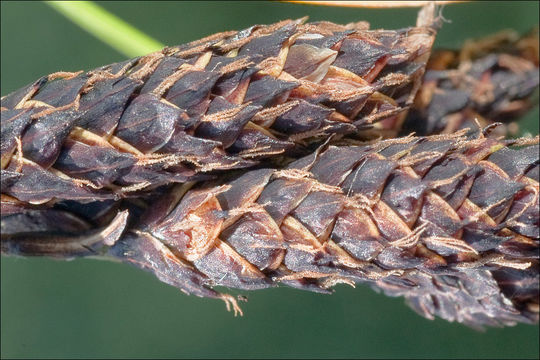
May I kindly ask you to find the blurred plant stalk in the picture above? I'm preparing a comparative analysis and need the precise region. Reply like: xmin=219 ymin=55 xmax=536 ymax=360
xmin=44 ymin=1 xmax=164 ymax=57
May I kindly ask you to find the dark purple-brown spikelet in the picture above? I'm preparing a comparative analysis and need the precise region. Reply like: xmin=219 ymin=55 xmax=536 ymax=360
xmin=0 ymin=9 xmax=437 ymax=204
xmin=5 ymin=131 xmax=535 ymax=327
xmin=109 ymin=131 xmax=539 ymax=327
xmin=402 ymin=28 xmax=539 ymax=137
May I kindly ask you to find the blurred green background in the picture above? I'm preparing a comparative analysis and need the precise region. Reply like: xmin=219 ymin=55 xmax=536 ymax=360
xmin=1 ymin=1 xmax=539 ymax=359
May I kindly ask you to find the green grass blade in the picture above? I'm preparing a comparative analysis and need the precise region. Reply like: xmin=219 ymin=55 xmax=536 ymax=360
xmin=44 ymin=1 xmax=164 ymax=57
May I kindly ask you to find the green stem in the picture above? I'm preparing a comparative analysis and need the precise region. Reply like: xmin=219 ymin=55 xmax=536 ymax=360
xmin=44 ymin=1 xmax=164 ymax=57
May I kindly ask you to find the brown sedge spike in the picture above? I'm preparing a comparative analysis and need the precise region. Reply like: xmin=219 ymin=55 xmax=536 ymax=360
xmin=1 ymin=5 xmax=438 ymax=203
xmin=3 ymin=130 xmax=538 ymax=327
xmin=402 ymin=28 xmax=539 ymax=137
